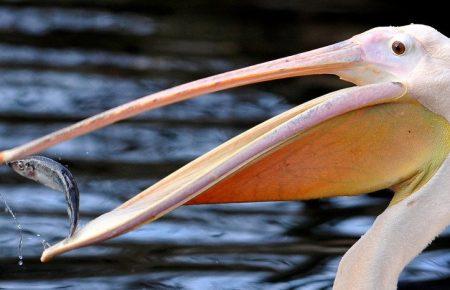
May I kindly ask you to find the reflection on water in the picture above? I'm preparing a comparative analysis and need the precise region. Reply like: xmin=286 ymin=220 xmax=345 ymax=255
xmin=0 ymin=1 xmax=449 ymax=289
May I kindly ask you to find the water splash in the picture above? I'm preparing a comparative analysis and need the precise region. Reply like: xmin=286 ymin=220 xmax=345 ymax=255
xmin=0 ymin=192 xmax=52 ymax=265
xmin=26 ymin=233 xmax=51 ymax=250
xmin=36 ymin=233 xmax=51 ymax=249
xmin=0 ymin=192 xmax=24 ymax=266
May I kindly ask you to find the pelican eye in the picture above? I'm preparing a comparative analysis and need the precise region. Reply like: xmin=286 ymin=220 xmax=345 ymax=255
xmin=391 ymin=41 xmax=406 ymax=55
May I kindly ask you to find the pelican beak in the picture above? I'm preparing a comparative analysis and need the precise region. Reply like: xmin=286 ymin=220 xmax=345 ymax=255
xmin=31 ymin=38 xmax=377 ymax=261
xmin=16 ymin=37 xmax=444 ymax=262
xmin=0 ymin=38 xmax=363 ymax=164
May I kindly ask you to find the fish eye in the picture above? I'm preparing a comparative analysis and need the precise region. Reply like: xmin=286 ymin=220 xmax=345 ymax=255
xmin=391 ymin=41 xmax=406 ymax=55
xmin=17 ymin=161 xmax=24 ymax=170
xmin=25 ymin=162 xmax=34 ymax=172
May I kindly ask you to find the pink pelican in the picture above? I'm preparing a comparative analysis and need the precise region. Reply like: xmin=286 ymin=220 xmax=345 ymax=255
xmin=1 ymin=24 xmax=449 ymax=289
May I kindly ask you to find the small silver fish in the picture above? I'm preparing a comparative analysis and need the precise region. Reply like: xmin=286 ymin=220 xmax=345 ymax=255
xmin=7 ymin=156 xmax=79 ymax=238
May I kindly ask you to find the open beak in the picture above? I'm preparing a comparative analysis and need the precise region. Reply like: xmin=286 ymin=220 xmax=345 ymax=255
xmin=0 ymin=39 xmax=362 ymax=163
xmin=6 ymin=36 xmax=443 ymax=262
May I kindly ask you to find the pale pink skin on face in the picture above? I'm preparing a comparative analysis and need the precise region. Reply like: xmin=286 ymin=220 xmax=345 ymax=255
xmin=339 ymin=25 xmax=450 ymax=121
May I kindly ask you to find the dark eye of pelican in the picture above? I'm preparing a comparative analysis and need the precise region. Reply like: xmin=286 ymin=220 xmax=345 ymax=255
xmin=392 ymin=41 xmax=406 ymax=55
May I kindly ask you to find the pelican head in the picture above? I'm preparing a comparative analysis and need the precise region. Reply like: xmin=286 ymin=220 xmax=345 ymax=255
xmin=338 ymin=26 xmax=430 ymax=80
xmin=1 ymin=24 xmax=449 ymax=290
xmin=341 ymin=25 xmax=450 ymax=119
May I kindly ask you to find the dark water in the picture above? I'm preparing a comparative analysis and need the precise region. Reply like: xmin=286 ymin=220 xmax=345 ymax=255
xmin=0 ymin=1 xmax=449 ymax=289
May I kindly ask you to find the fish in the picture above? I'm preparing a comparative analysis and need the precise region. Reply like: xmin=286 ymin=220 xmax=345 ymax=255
xmin=7 ymin=156 xmax=79 ymax=238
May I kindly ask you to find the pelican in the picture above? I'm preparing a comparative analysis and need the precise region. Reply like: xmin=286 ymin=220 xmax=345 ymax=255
xmin=0 ymin=24 xmax=449 ymax=289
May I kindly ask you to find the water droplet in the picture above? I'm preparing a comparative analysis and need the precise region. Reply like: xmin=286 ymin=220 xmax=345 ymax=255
xmin=42 ymin=240 xmax=51 ymax=249
xmin=0 ymin=192 xmax=24 ymax=266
